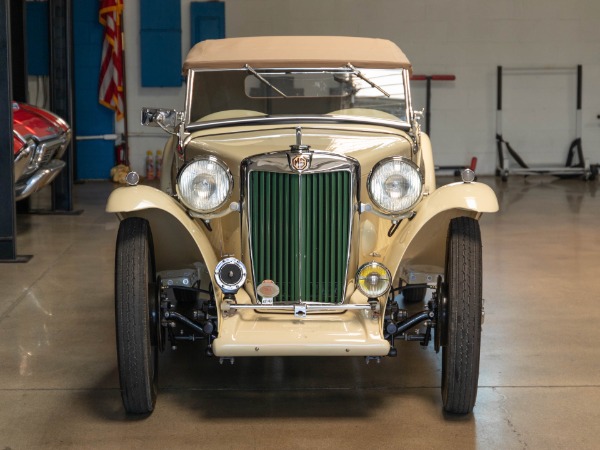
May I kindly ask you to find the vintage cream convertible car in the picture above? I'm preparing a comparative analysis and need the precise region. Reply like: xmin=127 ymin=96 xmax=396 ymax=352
xmin=107 ymin=36 xmax=498 ymax=415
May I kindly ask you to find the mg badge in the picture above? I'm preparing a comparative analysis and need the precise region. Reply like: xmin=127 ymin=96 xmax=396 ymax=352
xmin=291 ymin=154 xmax=310 ymax=172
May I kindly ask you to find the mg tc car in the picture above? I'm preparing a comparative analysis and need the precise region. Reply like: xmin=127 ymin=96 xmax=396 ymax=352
xmin=107 ymin=36 xmax=499 ymax=415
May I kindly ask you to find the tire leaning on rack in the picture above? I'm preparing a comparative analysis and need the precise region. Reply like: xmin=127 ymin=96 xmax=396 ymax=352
xmin=115 ymin=217 xmax=159 ymax=414
xmin=441 ymin=217 xmax=483 ymax=415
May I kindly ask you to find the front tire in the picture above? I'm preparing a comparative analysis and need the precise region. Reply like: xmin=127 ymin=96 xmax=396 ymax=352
xmin=441 ymin=217 xmax=482 ymax=414
xmin=115 ymin=217 xmax=158 ymax=414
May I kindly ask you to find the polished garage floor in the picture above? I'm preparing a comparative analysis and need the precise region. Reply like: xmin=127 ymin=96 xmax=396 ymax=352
xmin=1 ymin=176 xmax=599 ymax=449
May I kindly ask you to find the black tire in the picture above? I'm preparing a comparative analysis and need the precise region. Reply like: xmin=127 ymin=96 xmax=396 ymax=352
xmin=115 ymin=217 xmax=159 ymax=414
xmin=441 ymin=217 xmax=482 ymax=414
xmin=402 ymin=286 xmax=427 ymax=304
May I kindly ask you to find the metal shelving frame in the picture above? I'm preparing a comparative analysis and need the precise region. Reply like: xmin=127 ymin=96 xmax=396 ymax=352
xmin=496 ymin=65 xmax=593 ymax=181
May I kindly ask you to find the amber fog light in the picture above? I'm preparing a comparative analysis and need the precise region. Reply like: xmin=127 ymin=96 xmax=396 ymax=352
xmin=356 ymin=262 xmax=392 ymax=298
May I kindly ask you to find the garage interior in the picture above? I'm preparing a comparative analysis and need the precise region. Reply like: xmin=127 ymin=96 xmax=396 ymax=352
xmin=1 ymin=1 xmax=600 ymax=448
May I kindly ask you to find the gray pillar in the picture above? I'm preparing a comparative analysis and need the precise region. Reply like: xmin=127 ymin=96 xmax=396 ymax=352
xmin=48 ymin=0 xmax=75 ymax=211
xmin=0 ymin=0 xmax=17 ymax=260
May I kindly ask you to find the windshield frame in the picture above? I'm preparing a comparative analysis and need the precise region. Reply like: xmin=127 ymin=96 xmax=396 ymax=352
xmin=184 ymin=67 xmax=414 ymax=132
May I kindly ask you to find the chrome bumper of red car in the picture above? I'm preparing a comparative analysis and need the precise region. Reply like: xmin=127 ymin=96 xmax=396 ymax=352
xmin=15 ymin=159 xmax=66 ymax=201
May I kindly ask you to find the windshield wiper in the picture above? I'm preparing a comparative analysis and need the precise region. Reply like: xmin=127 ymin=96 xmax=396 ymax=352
xmin=346 ymin=63 xmax=391 ymax=97
xmin=245 ymin=64 xmax=288 ymax=98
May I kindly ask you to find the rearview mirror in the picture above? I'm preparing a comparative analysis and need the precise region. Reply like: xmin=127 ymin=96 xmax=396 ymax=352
xmin=141 ymin=108 xmax=182 ymax=134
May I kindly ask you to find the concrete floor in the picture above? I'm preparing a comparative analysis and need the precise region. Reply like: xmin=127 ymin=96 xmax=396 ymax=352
xmin=1 ymin=176 xmax=599 ymax=449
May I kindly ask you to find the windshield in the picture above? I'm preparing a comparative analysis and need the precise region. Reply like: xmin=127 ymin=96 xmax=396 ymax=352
xmin=186 ymin=68 xmax=409 ymax=125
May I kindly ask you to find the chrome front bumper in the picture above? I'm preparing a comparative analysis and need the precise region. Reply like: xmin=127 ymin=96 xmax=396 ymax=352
xmin=15 ymin=159 xmax=66 ymax=201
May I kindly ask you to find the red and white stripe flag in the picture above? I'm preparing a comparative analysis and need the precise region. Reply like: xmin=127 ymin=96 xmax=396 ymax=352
xmin=98 ymin=0 xmax=124 ymax=120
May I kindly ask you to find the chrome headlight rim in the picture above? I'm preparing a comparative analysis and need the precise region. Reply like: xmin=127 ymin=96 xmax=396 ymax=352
xmin=367 ymin=156 xmax=423 ymax=215
xmin=355 ymin=261 xmax=393 ymax=299
xmin=176 ymin=156 xmax=234 ymax=213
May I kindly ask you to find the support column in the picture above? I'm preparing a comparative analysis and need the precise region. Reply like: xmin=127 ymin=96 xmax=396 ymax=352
xmin=0 ymin=0 xmax=29 ymax=262
xmin=0 ymin=0 xmax=17 ymax=261
xmin=48 ymin=0 xmax=76 ymax=212
xmin=10 ymin=0 xmax=26 ymax=102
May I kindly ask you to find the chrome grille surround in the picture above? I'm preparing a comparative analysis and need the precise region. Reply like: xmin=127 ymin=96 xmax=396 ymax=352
xmin=241 ymin=151 xmax=360 ymax=305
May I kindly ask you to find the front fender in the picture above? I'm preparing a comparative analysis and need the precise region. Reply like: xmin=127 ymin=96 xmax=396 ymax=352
xmin=384 ymin=181 xmax=499 ymax=281
xmin=106 ymin=185 xmax=218 ymax=276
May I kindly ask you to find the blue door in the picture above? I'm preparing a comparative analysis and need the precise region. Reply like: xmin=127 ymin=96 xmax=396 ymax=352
xmin=72 ymin=1 xmax=115 ymax=179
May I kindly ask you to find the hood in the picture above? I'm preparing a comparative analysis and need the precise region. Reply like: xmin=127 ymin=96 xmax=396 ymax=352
xmin=184 ymin=123 xmax=414 ymax=172
xmin=12 ymin=102 xmax=69 ymax=155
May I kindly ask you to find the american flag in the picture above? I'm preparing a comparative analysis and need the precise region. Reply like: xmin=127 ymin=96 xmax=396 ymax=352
xmin=98 ymin=0 xmax=124 ymax=120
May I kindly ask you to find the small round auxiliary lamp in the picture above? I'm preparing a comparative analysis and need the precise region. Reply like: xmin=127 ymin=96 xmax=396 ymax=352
xmin=461 ymin=168 xmax=476 ymax=183
xmin=355 ymin=262 xmax=392 ymax=299
xmin=214 ymin=257 xmax=247 ymax=299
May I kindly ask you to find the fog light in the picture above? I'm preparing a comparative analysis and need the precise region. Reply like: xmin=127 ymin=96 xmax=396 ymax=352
xmin=356 ymin=262 xmax=392 ymax=298
xmin=214 ymin=257 xmax=246 ymax=294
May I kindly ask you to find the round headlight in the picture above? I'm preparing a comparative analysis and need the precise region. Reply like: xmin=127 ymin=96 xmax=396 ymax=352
xmin=368 ymin=157 xmax=422 ymax=214
xmin=177 ymin=157 xmax=233 ymax=213
xmin=356 ymin=262 xmax=392 ymax=298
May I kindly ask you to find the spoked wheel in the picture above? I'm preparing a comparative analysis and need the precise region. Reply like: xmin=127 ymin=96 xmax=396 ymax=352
xmin=115 ymin=217 xmax=159 ymax=414
xmin=441 ymin=217 xmax=482 ymax=415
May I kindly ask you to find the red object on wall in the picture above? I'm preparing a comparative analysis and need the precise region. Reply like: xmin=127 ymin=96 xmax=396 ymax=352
xmin=98 ymin=0 xmax=124 ymax=120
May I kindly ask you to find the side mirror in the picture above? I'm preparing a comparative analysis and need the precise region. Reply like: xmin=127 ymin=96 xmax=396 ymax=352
xmin=141 ymin=108 xmax=182 ymax=134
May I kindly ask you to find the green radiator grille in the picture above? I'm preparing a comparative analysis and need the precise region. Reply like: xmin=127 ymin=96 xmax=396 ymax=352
xmin=249 ymin=171 xmax=351 ymax=303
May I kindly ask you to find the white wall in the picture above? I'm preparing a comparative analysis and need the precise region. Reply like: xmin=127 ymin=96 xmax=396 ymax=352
xmin=123 ymin=0 xmax=600 ymax=175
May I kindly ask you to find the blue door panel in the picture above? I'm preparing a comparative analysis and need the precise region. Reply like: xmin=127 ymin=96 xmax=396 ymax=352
xmin=190 ymin=1 xmax=225 ymax=45
xmin=73 ymin=0 xmax=115 ymax=179
xmin=26 ymin=2 xmax=49 ymax=76
xmin=140 ymin=0 xmax=182 ymax=87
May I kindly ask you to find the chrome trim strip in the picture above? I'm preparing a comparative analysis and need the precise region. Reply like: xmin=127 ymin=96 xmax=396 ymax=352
xmin=35 ymin=132 xmax=69 ymax=144
xmin=55 ymin=129 xmax=72 ymax=160
xmin=14 ymin=140 xmax=35 ymax=164
xmin=13 ymin=130 xmax=28 ymax=143
xmin=186 ymin=115 xmax=410 ymax=133
xmin=225 ymin=303 xmax=373 ymax=312
xmin=298 ymin=165 xmax=304 ymax=299
xmin=241 ymin=150 xmax=359 ymax=305
xmin=244 ymin=151 xmax=359 ymax=174
xmin=403 ymin=69 xmax=414 ymax=123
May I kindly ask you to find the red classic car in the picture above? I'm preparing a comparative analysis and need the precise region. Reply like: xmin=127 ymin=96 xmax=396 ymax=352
xmin=12 ymin=102 xmax=71 ymax=200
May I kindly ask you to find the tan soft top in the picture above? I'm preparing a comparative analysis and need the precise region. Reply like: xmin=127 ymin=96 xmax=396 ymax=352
xmin=182 ymin=36 xmax=412 ymax=72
